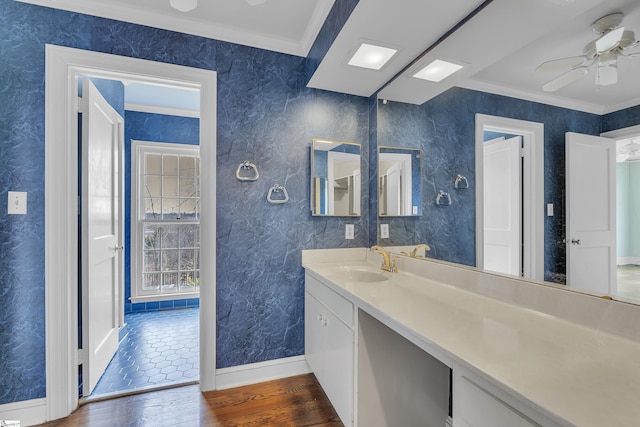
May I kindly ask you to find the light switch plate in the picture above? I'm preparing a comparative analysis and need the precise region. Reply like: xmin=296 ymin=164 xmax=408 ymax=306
xmin=412 ymin=206 xmax=418 ymax=215
xmin=547 ymin=203 xmax=554 ymax=217
xmin=345 ymin=224 xmax=355 ymax=240
xmin=380 ymin=223 xmax=389 ymax=239
xmin=8 ymin=191 xmax=27 ymax=215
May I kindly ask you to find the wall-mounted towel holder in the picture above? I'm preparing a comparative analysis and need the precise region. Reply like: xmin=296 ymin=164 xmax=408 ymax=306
xmin=436 ymin=190 xmax=451 ymax=206
xmin=267 ymin=184 xmax=289 ymax=204
xmin=454 ymin=174 xmax=469 ymax=189
xmin=236 ymin=161 xmax=259 ymax=181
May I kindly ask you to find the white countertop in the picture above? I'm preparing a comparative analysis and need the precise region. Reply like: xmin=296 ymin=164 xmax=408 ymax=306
xmin=303 ymin=253 xmax=640 ymax=427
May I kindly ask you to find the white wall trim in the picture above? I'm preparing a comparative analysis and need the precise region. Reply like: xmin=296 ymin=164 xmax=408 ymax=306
xmin=215 ymin=356 xmax=312 ymax=391
xmin=0 ymin=398 xmax=47 ymax=427
xmin=125 ymin=103 xmax=200 ymax=119
xmin=601 ymin=124 xmax=640 ymax=140
xmin=45 ymin=44 xmax=216 ymax=422
xmin=475 ymin=114 xmax=545 ymax=281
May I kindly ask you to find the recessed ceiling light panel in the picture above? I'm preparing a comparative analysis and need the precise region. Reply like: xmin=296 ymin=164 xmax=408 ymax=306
xmin=413 ymin=59 xmax=463 ymax=82
xmin=347 ymin=43 xmax=398 ymax=71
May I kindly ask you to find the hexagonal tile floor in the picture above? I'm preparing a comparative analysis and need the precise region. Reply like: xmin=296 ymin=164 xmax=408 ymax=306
xmin=89 ymin=307 xmax=199 ymax=398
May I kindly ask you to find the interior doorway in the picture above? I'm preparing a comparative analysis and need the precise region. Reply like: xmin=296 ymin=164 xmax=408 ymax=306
xmin=78 ymin=76 xmax=203 ymax=400
xmin=475 ymin=114 xmax=545 ymax=281
xmin=602 ymin=125 xmax=640 ymax=303
xmin=45 ymin=45 xmax=217 ymax=420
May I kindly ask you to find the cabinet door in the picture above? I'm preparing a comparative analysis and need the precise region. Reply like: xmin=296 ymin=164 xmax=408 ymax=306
xmin=323 ymin=308 xmax=354 ymax=426
xmin=305 ymin=291 xmax=325 ymax=381
xmin=455 ymin=376 xmax=536 ymax=427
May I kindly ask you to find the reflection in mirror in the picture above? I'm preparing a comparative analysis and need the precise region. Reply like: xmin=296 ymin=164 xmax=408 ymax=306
xmin=311 ymin=139 xmax=361 ymax=216
xmin=378 ymin=146 xmax=421 ymax=217
xmin=370 ymin=0 xmax=640 ymax=305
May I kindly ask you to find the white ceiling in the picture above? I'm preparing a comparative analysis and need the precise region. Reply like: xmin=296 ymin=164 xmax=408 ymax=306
xmin=465 ymin=0 xmax=640 ymax=114
xmin=376 ymin=0 xmax=640 ymax=114
xmin=21 ymin=0 xmax=640 ymax=114
xmin=17 ymin=0 xmax=334 ymax=56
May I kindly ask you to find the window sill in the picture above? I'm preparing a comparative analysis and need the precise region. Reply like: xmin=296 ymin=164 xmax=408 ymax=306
xmin=130 ymin=292 xmax=200 ymax=304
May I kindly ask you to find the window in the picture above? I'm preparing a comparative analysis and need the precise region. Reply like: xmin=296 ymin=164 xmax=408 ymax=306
xmin=131 ymin=141 xmax=200 ymax=302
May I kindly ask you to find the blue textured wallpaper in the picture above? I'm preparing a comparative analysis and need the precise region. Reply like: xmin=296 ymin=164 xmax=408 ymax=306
xmin=376 ymin=88 xmax=602 ymax=279
xmin=602 ymin=104 xmax=640 ymax=133
xmin=123 ymin=111 xmax=200 ymax=314
xmin=0 ymin=0 xmax=368 ymax=405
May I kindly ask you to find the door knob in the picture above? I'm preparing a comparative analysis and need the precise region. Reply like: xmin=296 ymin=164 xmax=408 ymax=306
xmin=570 ymin=239 xmax=581 ymax=245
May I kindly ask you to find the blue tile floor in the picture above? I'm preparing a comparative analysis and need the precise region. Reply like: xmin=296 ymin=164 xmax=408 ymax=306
xmin=89 ymin=307 xmax=199 ymax=398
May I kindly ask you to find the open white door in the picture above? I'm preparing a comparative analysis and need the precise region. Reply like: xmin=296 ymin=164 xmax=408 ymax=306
xmin=483 ymin=136 xmax=522 ymax=276
xmin=566 ymin=132 xmax=616 ymax=296
xmin=81 ymin=79 xmax=124 ymax=396
xmin=385 ymin=163 xmax=402 ymax=216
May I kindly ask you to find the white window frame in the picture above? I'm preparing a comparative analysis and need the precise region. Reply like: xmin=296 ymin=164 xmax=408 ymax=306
xmin=131 ymin=140 xmax=201 ymax=302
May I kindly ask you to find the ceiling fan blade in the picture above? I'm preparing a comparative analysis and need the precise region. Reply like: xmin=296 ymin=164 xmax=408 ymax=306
xmin=536 ymin=56 xmax=586 ymax=72
xmin=596 ymin=27 xmax=625 ymax=53
xmin=542 ymin=66 xmax=588 ymax=92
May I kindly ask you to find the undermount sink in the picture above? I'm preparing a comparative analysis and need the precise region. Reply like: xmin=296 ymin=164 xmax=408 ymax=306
xmin=342 ymin=266 xmax=389 ymax=282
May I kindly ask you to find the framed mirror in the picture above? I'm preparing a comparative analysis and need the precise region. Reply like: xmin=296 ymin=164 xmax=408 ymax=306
xmin=311 ymin=139 xmax=362 ymax=216
xmin=378 ymin=146 xmax=422 ymax=217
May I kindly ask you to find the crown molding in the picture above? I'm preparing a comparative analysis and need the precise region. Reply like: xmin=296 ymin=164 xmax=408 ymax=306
xmin=458 ymin=78 xmax=606 ymax=115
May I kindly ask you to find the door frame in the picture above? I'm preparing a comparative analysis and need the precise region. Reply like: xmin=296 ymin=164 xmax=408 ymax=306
xmin=45 ymin=44 xmax=217 ymax=420
xmin=475 ymin=114 xmax=544 ymax=281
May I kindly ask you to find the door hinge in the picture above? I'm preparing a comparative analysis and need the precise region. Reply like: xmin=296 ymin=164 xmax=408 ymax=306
xmin=78 ymin=348 xmax=86 ymax=365
xmin=77 ymin=96 xmax=84 ymax=113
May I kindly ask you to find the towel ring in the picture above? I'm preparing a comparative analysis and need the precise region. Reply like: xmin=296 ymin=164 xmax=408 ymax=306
xmin=267 ymin=184 xmax=289 ymax=204
xmin=236 ymin=161 xmax=259 ymax=181
xmin=436 ymin=190 xmax=451 ymax=206
xmin=454 ymin=174 xmax=469 ymax=189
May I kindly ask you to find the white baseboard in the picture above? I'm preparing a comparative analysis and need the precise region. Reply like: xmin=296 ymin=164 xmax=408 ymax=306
xmin=618 ymin=257 xmax=640 ymax=266
xmin=215 ymin=355 xmax=311 ymax=390
xmin=0 ymin=398 xmax=47 ymax=427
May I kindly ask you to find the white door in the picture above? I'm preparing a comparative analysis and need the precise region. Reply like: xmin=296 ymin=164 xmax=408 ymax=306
xmin=386 ymin=163 xmax=402 ymax=216
xmin=352 ymin=168 xmax=361 ymax=215
xmin=483 ymin=136 xmax=522 ymax=276
xmin=566 ymin=132 xmax=616 ymax=296
xmin=81 ymin=79 xmax=124 ymax=395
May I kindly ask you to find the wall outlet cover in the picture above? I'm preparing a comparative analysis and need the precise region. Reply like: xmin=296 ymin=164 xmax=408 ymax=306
xmin=345 ymin=224 xmax=355 ymax=240
xmin=380 ymin=223 xmax=389 ymax=239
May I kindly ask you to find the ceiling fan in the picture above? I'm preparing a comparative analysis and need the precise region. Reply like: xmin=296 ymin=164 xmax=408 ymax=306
xmin=617 ymin=139 xmax=640 ymax=162
xmin=536 ymin=13 xmax=640 ymax=92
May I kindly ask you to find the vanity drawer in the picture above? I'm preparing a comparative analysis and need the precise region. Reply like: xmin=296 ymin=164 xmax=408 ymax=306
xmin=306 ymin=273 xmax=354 ymax=327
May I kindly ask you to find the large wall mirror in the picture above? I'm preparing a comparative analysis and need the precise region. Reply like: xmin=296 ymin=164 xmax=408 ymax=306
xmin=370 ymin=0 xmax=640 ymax=305
xmin=311 ymin=139 xmax=362 ymax=216
xmin=378 ymin=146 xmax=422 ymax=217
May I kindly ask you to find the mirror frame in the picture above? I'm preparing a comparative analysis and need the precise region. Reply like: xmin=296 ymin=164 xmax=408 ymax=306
xmin=311 ymin=138 xmax=362 ymax=217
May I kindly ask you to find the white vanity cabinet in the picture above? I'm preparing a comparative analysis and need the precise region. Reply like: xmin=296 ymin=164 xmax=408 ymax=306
xmin=305 ymin=273 xmax=355 ymax=426
xmin=453 ymin=369 xmax=563 ymax=427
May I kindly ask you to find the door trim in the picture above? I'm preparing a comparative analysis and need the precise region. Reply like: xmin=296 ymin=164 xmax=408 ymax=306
xmin=475 ymin=114 xmax=544 ymax=281
xmin=45 ymin=44 xmax=217 ymax=421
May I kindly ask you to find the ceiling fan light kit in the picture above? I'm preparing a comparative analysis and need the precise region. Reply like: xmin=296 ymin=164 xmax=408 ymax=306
xmin=537 ymin=13 xmax=639 ymax=92
xmin=169 ymin=0 xmax=197 ymax=12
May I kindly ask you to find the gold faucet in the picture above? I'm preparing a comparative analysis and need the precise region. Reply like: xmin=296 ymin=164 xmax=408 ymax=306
xmin=371 ymin=245 xmax=398 ymax=272
xmin=410 ymin=244 xmax=431 ymax=258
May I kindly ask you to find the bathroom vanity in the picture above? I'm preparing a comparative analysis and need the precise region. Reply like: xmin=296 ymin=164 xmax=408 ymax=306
xmin=302 ymin=248 xmax=640 ymax=427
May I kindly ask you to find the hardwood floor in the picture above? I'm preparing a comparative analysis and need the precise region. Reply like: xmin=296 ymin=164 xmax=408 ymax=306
xmin=36 ymin=374 xmax=343 ymax=427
